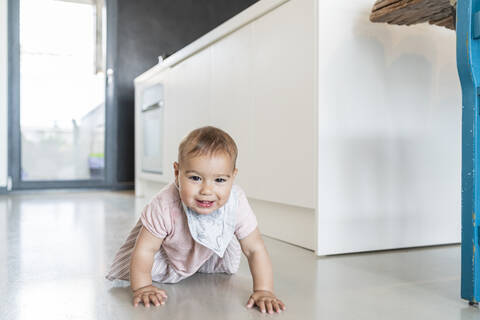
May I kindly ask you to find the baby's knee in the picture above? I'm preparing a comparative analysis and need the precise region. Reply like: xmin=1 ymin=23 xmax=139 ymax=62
xmin=220 ymin=253 xmax=241 ymax=274
xmin=223 ymin=263 xmax=239 ymax=275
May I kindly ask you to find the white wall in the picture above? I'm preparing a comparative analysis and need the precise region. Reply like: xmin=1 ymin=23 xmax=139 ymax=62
xmin=316 ymin=0 xmax=461 ymax=254
xmin=0 ymin=0 xmax=7 ymax=189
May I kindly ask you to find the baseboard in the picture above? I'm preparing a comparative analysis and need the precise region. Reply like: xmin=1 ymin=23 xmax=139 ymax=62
xmin=136 ymin=179 xmax=168 ymax=198
xmin=248 ymin=198 xmax=315 ymax=251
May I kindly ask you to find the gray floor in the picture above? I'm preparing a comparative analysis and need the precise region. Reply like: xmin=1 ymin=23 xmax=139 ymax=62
xmin=0 ymin=190 xmax=478 ymax=320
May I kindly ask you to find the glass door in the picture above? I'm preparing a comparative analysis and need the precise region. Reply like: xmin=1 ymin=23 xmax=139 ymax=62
xmin=10 ymin=0 xmax=109 ymax=188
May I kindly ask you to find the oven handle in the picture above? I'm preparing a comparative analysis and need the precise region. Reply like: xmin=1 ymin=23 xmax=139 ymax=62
xmin=142 ymin=100 xmax=164 ymax=112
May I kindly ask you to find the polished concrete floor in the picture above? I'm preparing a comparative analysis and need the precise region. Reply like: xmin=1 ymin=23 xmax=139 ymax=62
xmin=0 ymin=190 xmax=479 ymax=320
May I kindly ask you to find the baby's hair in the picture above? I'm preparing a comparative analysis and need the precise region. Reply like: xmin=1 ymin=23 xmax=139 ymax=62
xmin=178 ymin=126 xmax=238 ymax=167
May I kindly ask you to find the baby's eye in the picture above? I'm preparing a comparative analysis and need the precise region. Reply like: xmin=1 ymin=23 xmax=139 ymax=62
xmin=189 ymin=176 xmax=201 ymax=182
xmin=215 ymin=178 xmax=227 ymax=183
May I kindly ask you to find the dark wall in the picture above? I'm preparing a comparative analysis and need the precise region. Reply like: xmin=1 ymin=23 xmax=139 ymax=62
xmin=114 ymin=0 xmax=259 ymax=183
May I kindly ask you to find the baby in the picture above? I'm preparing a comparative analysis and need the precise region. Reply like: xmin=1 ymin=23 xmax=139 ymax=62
xmin=106 ymin=126 xmax=285 ymax=314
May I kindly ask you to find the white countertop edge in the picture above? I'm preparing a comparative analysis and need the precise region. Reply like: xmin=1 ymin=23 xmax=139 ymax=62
xmin=134 ymin=0 xmax=289 ymax=84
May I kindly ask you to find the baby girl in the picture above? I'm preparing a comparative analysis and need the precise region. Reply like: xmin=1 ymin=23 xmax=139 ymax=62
xmin=106 ymin=126 xmax=285 ymax=314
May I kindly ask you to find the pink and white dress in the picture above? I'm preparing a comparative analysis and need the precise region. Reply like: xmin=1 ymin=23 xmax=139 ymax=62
xmin=105 ymin=182 xmax=257 ymax=283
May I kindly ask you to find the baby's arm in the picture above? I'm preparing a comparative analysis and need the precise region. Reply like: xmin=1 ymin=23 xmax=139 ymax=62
xmin=239 ymin=228 xmax=286 ymax=314
xmin=130 ymin=227 xmax=167 ymax=307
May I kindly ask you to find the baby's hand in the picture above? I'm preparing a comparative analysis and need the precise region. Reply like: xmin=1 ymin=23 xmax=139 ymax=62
xmin=132 ymin=285 xmax=168 ymax=307
xmin=246 ymin=290 xmax=286 ymax=314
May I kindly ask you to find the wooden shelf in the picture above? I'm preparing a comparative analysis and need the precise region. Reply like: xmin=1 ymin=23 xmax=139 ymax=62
xmin=370 ymin=0 xmax=456 ymax=30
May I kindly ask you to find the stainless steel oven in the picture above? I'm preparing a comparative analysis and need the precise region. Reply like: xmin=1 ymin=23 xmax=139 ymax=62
xmin=141 ymin=83 xmax=164 ymax=174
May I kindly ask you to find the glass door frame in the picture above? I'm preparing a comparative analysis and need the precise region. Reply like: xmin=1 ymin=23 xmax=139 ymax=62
xmin=8 ymin=0 xmax=118 ymax=190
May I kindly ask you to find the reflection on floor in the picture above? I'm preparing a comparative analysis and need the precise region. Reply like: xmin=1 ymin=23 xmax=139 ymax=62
xmin=0 ymin=190 xmax=477 ymax=320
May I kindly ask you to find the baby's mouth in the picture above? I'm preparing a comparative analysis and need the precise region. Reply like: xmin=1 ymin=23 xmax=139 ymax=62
xmin=196 ymin=199 xmax=215 ymax=208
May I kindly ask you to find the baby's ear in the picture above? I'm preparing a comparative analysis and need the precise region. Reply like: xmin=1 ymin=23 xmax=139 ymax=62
xmin=173 ymin=162 xmax=180 ymax=187
xmin=233 ymin=167 xmax=238 ymax=178
xmin=173 ymin=162 xmax=179 ymax=176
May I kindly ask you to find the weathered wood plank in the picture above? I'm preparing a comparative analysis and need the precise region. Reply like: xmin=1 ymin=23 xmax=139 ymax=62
xmin=430 ymin=15 xmax=455 ymax=29
xmin=370 ymin=0 xmax=424 ymax=21
xmin=372 ymin=0 xmax=404 ymax=12
xmin=370 ymin=0 xmax=456 ymax=30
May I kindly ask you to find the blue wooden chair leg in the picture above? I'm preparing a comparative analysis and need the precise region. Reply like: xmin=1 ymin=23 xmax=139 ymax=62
xmin=457 ymin=0 xmax=480 ymax=305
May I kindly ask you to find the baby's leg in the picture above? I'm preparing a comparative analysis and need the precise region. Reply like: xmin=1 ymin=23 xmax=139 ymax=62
xmin=106 ymin=220 xmax=185 ymax=284
xmin=197 ymin=237 xmax=241 ymax=274
xmin=151 ymin=247 xmax=186 ymax=284
xmin=105 ymin=219 xmax=143 ymax=281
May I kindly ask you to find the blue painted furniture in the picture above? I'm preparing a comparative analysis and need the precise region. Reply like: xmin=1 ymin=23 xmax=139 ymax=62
xmin=457 ymin=0 xmax=480 ymax=304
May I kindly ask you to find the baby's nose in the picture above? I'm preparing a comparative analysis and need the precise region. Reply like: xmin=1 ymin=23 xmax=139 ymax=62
xmin=200 ymin=183 xmax=213 ymax=194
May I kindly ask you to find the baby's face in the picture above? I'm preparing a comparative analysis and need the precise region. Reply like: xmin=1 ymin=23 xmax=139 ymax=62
xmin=174 ymin=153 xmax=237 ymax=215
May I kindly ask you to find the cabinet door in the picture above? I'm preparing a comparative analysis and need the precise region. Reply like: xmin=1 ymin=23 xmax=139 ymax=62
xmin=210 ymin=25 xmax=254 ymax=189
xmin=250 ymin=0 xmax=316 ymax=208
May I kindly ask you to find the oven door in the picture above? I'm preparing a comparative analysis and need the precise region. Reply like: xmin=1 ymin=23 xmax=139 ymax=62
xmin=141 ymin=83 xmax=164 ymax=174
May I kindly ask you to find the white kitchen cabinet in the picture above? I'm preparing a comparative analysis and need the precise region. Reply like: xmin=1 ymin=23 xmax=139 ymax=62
xmin=135 ymin=0 xmax=460 ymax=255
